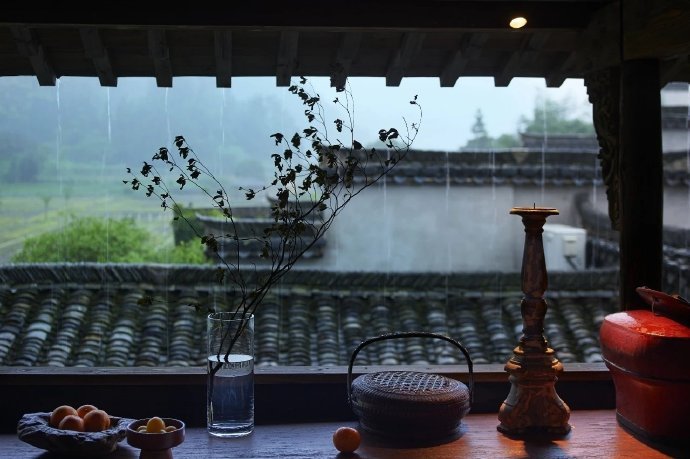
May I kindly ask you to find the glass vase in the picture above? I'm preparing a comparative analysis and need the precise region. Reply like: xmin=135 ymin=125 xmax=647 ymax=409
xmin=207 ymin=313 xmax=255 ymax=437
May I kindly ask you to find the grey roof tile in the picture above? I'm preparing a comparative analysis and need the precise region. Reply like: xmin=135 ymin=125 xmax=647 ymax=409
xmin=0 ymin=264 xmax=621 ymax=367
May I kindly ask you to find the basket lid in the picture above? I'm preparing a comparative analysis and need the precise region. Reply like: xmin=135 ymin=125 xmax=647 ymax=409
xmin=352 ymin=370 xmax=466 ymax=403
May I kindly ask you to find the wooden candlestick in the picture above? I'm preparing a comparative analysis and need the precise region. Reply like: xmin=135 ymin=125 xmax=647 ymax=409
xmin=497 ymin=206 xmax=571 ymax=436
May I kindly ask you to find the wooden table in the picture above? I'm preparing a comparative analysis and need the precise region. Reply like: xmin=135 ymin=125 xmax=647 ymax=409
xmin=1 ymin=410 xmax=683 ymax=458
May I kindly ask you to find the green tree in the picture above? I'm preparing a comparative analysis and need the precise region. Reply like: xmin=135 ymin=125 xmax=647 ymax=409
xmin=463 ymin=109 xmax=520 ymax=149
xmin=12 ymin=216 xmax=206 ymax=263
xmin=465 ymin=109 xmax=491 ymax=149
xmin=519 ymin=96 xmax=594 ymax=135
xmin=493 ymin=133 xmax=520 ymax=148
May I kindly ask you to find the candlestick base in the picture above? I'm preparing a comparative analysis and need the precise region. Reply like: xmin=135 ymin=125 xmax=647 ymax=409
xmin=497 ymin=346 xmax=571 ymax=436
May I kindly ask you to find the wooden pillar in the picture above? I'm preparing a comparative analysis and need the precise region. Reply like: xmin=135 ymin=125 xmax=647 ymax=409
xmin=618 ymin=59 xmax=663 ymax=310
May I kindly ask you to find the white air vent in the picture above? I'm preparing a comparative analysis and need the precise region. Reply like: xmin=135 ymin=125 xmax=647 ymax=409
xmin=543 ymin=224 xmax=587 ymax=271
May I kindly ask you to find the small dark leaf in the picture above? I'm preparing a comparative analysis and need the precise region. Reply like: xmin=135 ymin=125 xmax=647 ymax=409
xmin=214 ymin=267 xmax=225 ymax=284
xmin=140 ymin=162 xmax=152 ymax=176
xmin=270 ymin=133 xmax=284 ymax=145
xmin=291 ymin=133 xmax=301 ymax=148
xmin=353 ymin=140 xmax=363 ymax=150
xmin=158 ymin=147 xmax=169 ymax=161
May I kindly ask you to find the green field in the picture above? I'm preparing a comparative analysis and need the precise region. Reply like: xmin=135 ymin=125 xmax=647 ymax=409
xmin=0 ymin=171 xmax=177 ymax=263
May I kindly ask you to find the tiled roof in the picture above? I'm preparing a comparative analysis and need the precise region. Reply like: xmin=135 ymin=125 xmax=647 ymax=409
xmin=0 ymin=264 xmax=619 ymax=368
xmin=519 ymin=133 xmax=599 ymax=151
xmin=577 ymin=192 xmax=690 ymax=299
xmin=355 ymin=150 xmax=690 ymax=188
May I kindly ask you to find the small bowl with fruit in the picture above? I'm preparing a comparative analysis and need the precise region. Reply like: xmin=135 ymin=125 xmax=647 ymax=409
xmin=126 ymin=417 xmax=185 ymax=459
xmin=17 ymin=404 xmax=133 ymax=456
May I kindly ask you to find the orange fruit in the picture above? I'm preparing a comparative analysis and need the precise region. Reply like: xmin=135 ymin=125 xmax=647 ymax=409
xmin=49 ymin=405 xmax=77 ymax=428
xmin=333 ymin=426 xmax=361 ymax=453
xmin=58 ymin=414 xmax=84 ymax=432
xmin=83 ymin=409 xmax=110 ymax=432
xmin=76 ymin=404 xmax=98 ymax=418
xmin=146 ymin=417 xmax=166 ymax=433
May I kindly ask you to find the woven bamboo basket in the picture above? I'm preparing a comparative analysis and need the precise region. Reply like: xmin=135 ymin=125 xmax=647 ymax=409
xmin=347 ymin=331 xmax=474 ymax=443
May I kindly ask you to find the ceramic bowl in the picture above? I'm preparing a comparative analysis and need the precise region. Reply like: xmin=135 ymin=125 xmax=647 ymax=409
xmin=17 ymin=412 xmax=133 ymax=456
xmin=127 ymin=418 xmax=185 ymax=459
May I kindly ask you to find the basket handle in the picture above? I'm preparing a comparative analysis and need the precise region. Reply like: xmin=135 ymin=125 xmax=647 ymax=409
xmin=347 ymin=331 xmax=474 ymax=409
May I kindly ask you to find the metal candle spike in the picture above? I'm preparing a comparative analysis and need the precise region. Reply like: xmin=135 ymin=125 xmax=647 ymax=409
xmin=497 ymin=206 xmax=571 ymax=436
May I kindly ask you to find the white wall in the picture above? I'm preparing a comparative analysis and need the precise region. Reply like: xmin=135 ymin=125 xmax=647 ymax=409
xmin=314 ymin=183 xmax=588 ymax=273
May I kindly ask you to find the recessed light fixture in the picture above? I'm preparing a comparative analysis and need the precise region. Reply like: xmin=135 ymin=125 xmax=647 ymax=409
xmin=509 ymin=17 xmax=527 ymax=29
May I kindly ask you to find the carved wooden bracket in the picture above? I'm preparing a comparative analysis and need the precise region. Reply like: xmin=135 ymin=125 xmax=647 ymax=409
xmin=585 ymin=66 xmax=621 ymax=231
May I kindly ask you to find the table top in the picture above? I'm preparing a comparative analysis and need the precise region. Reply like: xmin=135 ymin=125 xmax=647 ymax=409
xmin=0 ymin=410 xmax=681 ymax=458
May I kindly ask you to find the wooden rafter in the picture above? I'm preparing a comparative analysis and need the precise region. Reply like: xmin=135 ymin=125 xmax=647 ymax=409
xmin=214 ymin=31 xmax=232 ymax=88
xmin=495 ymin=32 xmax=551 ymax=87
xmin=439 ymin=33 xmax=487 ymax=87
xmin=277 ymin=31 xmax=298 ymax=87
xmin=79 ymin=28 xmax=116 ymax=87
xmin=148 ymin=30 xmax=172 ymax=88
xmin=10 ymin=26 xmax=55 ymax=86
xmin=547 ymin=2 xmax=620 ymax=88
xmin=386 ymin=32 xmax=425 ymax=87
xmin=331 ymin=32 xmax=361 ymax=91
xmin=545 ymin=51 xmax=579 ymax=88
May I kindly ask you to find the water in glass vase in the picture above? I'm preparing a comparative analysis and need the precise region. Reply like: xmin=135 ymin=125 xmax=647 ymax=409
xmin=207 ymin=353 xmax=254 ymax=437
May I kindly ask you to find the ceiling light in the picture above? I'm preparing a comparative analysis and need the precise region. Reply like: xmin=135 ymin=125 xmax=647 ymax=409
xmin=509 ymin=17 xmax=527 ymax=29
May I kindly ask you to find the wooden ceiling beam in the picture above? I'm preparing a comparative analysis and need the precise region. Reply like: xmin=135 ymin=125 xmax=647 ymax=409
xmin=79 ymin=28 xmax=117 ymax=87
xmin=10 ymin=26 xmax=55 ymax=86
xmin=214 ymin=31 xmax=232 ymax=88
xmin=277 ymin=31 xmax=298 ymax=87
xmin=386 ymin=32 xmax=425 ymax=87
xmin=0 ymin=2 xmax=604 ymax=29
xmin=661 ymin=55 xmax=690 ymax=87
xmin=546 ymin=3 xmax=620 ymax=86
xmin=148 ymin=30 xmax=172 ymax=88
xmin=331 ymin=32 xmax=361 ymax=91
xmin=624 ymin=0 xmax=690 ymax=61
xmin=439 ymin=33 xmax=487 ymax=87
xmin=494 ymin=32 xmax=551 ymax=87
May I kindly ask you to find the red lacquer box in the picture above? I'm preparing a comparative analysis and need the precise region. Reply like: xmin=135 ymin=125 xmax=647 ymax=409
xmin=600 ymin=295 xmax=690 ymax=445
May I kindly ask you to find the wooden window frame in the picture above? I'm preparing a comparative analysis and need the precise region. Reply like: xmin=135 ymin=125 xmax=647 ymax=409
xmin=0 ymin=363 xmax=612 ymax=433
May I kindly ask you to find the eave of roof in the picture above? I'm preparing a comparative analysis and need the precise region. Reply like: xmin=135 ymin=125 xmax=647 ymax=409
xmin=15 ymin=1 xmax=690 ymax=88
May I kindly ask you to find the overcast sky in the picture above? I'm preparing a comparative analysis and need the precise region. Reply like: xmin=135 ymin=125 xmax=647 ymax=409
xmin=230 ymin=76 xmax=593 ymax=150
